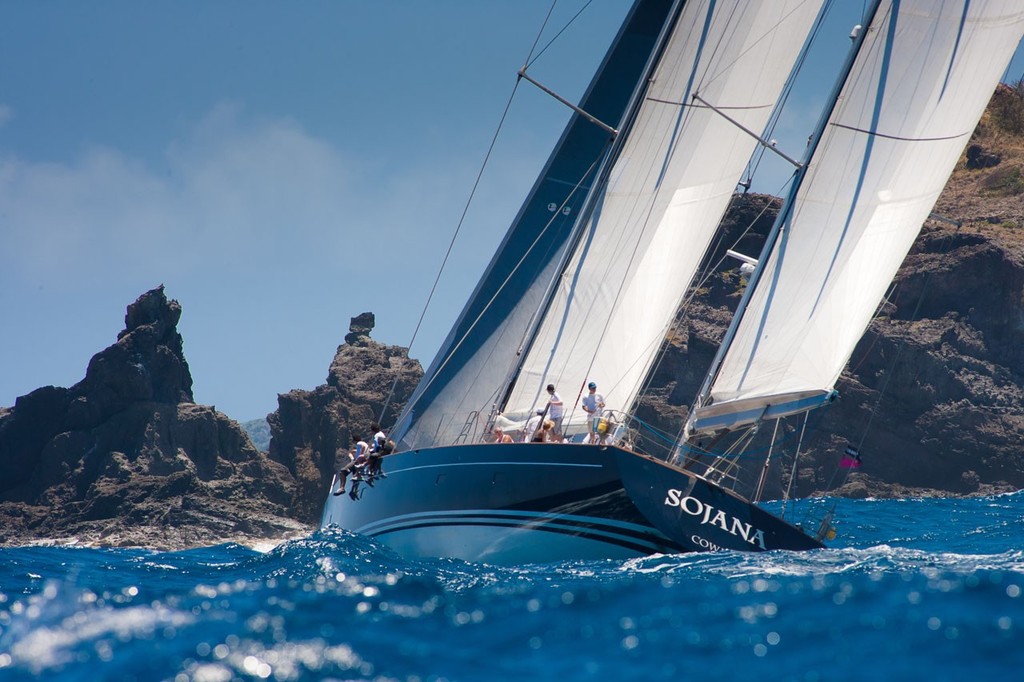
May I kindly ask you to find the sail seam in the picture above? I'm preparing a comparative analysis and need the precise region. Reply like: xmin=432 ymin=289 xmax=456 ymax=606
xmin=646 ymin=97 xmax=774 ymax=111
xmin=828 ymin=121 xmax=970 ymax=142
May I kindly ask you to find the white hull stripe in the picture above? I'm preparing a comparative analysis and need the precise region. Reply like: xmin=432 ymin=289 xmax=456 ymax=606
xmin=386 ymin=461 xmax=604 ymax=475
xmin=355 ymin=509 xmax=679 ymax=554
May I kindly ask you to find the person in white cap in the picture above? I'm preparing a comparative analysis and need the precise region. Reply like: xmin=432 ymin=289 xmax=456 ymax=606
xmin=545 ymin=384 xmax=564 ymax=437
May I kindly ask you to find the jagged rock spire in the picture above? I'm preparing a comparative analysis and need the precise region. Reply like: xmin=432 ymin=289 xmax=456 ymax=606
xmin=344 ymin=312 xmax=375 ymax=347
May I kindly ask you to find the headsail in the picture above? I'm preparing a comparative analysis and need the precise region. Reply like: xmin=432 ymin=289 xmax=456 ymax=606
xmin=689 ymin=0 xmax=1024 ymax=435
xmin=504 ymin=0 xmax=826 ymax=429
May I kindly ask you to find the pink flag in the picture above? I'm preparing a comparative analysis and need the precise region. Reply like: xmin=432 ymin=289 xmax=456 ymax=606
xmin=840 ymin=446 xmax=862 ymax=469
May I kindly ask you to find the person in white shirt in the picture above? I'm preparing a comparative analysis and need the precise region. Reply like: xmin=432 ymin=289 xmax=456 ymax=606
xmin=523 ymin=409 xmax=545 ymax=443
xmin=365 ymin=421 xmax=388 ymax=479
xmin=581 ymin=381 xmax=606 ymax=444
xmin=545 ymin=384 xmax=564 ymax=437
xmin=370 ymin=422 xmax=387 ymax=454
xmin=334 ymin=435 xmax=368 ymax=497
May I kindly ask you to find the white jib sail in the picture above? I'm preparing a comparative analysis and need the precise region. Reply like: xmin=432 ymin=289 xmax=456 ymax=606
xmin=504 ymin=0 xmax=825 ymax=430
xmin=696 ymin=0 xmax=1024 ymax=434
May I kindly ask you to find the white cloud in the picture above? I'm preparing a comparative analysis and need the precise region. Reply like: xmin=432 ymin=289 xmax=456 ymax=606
xmin=0 ymin=103 xmax=370 ymax=284
xmin=0 ymin=100 xmax=529 ymax=292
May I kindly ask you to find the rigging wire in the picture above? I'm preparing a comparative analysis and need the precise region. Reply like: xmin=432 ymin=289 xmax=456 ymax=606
xmin=678 ymin=402 xmax=829 ymax=462
xmin=780 ymin=411 xmax=810 ymax=519
xmin=404 ymin=152 xmax=608 ymax=426
xmin=378 ymin=76 xmax=523 ymax=425
xmin=822 ymin=219 xmax=964 ymax=495
xmin=701 ymin=0 xmax=814 ymax=92
xmin=743 ymin=0 xmax=834 ymax=187
xmin=564 ymin=0 xmax=746 ymax=428
xmin=525 ymin=0 xmax=595 ymax=71
xmin=845 ymin=280 xmax=899 ymax=374
xmin=635 ymin=175 xmax=792 ymax=448
xmin=502 ymin=0 xmax=691 ymax=425
xmin=626 ymin=3 xmax=819 ymax=425
xmin=379 ymin=1 xmax=581 ymax=426
xmin=753 ymin=419 xmax=781 ymax=502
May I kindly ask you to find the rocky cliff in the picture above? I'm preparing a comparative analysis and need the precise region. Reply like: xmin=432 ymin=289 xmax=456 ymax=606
xmin=0 ymin=293 xmax=421 ymax=548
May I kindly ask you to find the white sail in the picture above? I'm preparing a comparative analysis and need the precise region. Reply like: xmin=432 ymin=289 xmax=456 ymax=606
xmin=504 ymin=0 xmax=825 ymax=430
xmin=393 ymin=2 xmax=678 ymax=451
xmin=692 ymin=0 xmax=1024 ymax=434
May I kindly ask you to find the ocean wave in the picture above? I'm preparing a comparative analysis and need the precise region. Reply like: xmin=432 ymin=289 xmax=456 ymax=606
xmin=2 ymin=496 xmax=1024 ymax=680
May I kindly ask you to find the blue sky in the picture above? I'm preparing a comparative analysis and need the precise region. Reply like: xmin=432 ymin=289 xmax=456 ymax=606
xmin=2 ymin=2 xmax=1023 ymax=421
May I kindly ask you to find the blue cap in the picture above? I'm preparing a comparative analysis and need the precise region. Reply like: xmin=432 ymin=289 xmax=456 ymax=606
xmin=588 ymin=382 xmax=597 ymax=389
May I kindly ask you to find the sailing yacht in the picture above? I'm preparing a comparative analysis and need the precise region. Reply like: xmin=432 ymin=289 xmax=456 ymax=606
xmin=321 ymin=0 xmax=1024 ymax=564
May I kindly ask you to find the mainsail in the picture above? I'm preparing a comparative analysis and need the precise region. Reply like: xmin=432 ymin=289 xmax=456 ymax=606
xmin=689 ymin=0 xmax=1024 ymax=435
xmin=503 ymin=0 xmax=826 ymax=429
xmin=394 ymin=0 xmax=677 ymax=450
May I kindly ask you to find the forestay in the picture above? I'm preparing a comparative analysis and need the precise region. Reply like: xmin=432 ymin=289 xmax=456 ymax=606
xmin=691 ymin=0 xmax=1024 ymax=434
xmin=504 ymin=0 xmax=825 ymax=429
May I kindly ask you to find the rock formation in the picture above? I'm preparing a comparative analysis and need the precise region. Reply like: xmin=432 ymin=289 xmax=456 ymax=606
xmin=267 ymin=313 xmax=422 ymax=523
xmin=0 ymin=293 xmax=421 ymax=548
xmin=0 ymin=286 xmax=303 ymax=548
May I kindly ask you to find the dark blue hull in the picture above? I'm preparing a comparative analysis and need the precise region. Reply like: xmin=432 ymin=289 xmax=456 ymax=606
xmin=320 ymin=443 xmax=822 ymax=564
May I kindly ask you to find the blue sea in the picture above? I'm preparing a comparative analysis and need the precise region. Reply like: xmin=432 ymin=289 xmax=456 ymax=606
xmin=1 ymin=493 xmax=1022 ymax=681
